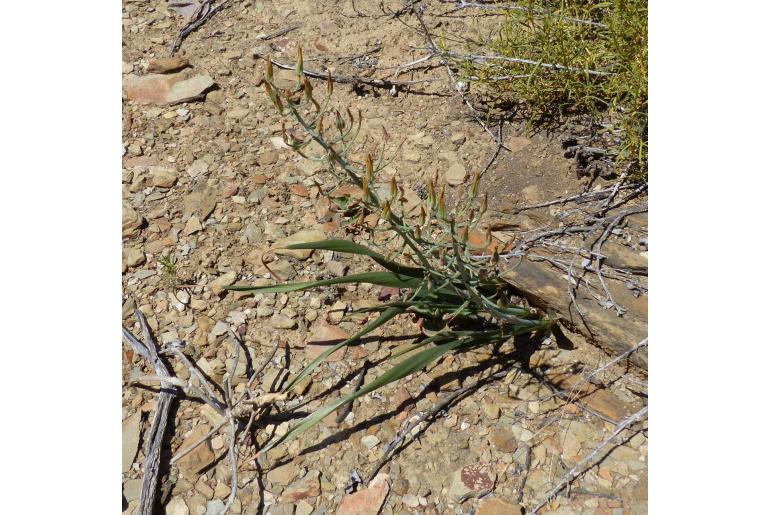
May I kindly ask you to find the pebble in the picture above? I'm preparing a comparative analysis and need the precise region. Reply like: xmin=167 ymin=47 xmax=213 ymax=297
xmin=402 ymin=493 xmax=420 ymax=508
xmin=187 ymin=160 xmax=210 ymax=178
xmin=482 ymin=402 xmax=501 ymax=419
xmin=165 ymin=497 xmax=189 ymax=515
xmin=270 ymin=313 xmax=296 ymax=329
xmin=445 ymin=162 xmax=467 ymax=186
xmin=361 ymin=434 xmax=380 ymax=449
xmin=204 ymin=499 xmax=226 ymax=515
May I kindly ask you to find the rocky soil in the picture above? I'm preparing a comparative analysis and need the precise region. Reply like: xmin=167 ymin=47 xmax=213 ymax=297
xmin=122 ymin=1 xmax=648 ymax=514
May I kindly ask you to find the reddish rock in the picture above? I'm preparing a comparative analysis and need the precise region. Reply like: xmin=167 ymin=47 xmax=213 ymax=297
xmin=281 ymin=471 xmax=320 ymax=503
xmin=378 ymin=287 xmax=401 ymax=301
xmin=337 ymin=474 xmax=390 ymax=515
xmin=125 ymin=73 xmax=184 ymax=105
xmin=305 ymin=324 xmax=349 ymax=362
xmin=290 ymin=183 xmax=309 ymax=197
xmin=221 ymin=181 xmax=239 ymax=197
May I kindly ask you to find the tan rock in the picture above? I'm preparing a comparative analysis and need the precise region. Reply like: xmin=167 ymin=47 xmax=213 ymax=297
xmin=477 ymin=497 xmax=524 ymax=515
xmin=150 ymin=166 xmax=178 ymax=188
xmin=147 ymin=57 xmax=190 ymax=74
xmin=125 ymin=73 xmax=184 ymax=105
xmin=183 ymin=216 xmax=203 ymax=236
xmin=166 ymin=74 xmax=215 ymax=104
xmin=274 ymin=228 xmax=326 ymax=260
xmin=445 ymin=162 xmax=467 ymax=186
xmin=122 ymin=411 xmax=142 ymax=473
xmin=208 ymin=271 xmax=237 ymax=294
xmin=122 ymin=201 xmax=144 ymax=238
xmin=488 ymin=427 xmax=517 ymax=453
xmin=177 ymin=424 xmax=216 ymax=478
xmin=267 ymin=463 xmax=300 ymax=487
xmin=305 ymin=324 xmax=349 ymax=362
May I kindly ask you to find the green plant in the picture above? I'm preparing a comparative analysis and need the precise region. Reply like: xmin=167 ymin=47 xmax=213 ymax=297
xmin=158 ymin=252 xmax=179 ymax=289
xmin=449 ymin=0 xmax=648 ymax=177
xmin=226 ymin=50 xmax=553 ymax=452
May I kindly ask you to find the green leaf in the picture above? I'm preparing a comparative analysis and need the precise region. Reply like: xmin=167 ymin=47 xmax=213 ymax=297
xmin=262 ymin=337 xmax=467 ymax=454
xmin=224 ymin=271 xmax=423 ymax=294
xmin=283 ymin=239 xmax=424 ymax=277
xmin=283 ymin=306 xmax=405 ymax=392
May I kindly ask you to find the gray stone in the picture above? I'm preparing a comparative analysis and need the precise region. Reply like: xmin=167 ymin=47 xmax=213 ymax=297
xmin=204 ymin=499 xmax=226 ymax=515
xmin=270 ymin=313 xmax=296 ymax=329
xmin=167 ymin=75 xmax=215 ymax=104
xmin=122 ymin=411 xmax=142 ymax=473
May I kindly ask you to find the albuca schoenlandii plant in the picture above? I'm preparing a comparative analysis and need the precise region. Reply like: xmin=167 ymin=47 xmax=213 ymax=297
xmin=226 ymin=49 xmax=553 ymax=452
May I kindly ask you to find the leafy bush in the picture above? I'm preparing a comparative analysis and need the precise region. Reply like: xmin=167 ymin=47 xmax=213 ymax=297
xmin=449 ymin=0 xmax=648 ymax=177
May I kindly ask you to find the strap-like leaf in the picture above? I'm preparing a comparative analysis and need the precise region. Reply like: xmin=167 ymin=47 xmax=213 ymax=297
xmin=283 ymin=306 xmax=405 ymax=392
xmin=283 ymin=239 xmax=424 ymax=277
xmin=262 ymin=337 xmax=467 ymax=454
xmin=225 ymin=271 xmax=422 ymax=294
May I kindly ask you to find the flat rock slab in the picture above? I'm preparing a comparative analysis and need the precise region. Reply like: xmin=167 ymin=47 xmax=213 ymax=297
xmin=501 ymin=258 xmax=647 ymax=368
xmin=125 ymin=73 xmax=215 ymax=105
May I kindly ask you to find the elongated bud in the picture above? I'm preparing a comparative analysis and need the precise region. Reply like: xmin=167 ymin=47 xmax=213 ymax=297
xmin=439 ymin=249 xmax=446 ymax=267
xmin=362 ymin=174 xmax=371 ymax=202
xmin=418 ymin=206 xmax=426 ymax=226
xmin=470 ymin=171 xmax=481 ymax=198
xmin=303 ymin=77 xmax=313 ymax=101
xmin=491 ymin=248 xmax=500 ymax=266
xmin=480 ymin=192 xmax=488 ymax=214
xmin=437 ymin=187 xmax=447 ymax=220
xmin=326 ymin=70 xmax=333 ymax=97
xmin=381 ymin=200 xmax=391 ymax=220
xmin=467 ymin=209 xmax=476 ymax=225
xmin=427 ymin=180 xmax=436 ymax=210
xmin=264 ymin=81 xmax=283 ymax=111
xmin=296 ymin=47 xmax=304 ymax=80
xmin=414 ymin=225 xmax=422 ymax=241
xmin=335 ymin=110 xmax=344 ymax=131
xmin=390 ymin=176 xmax=398 ymax=201
xmin=365 ymin=154 xmax=374 ymax=181
xmin=484 ymin=227 xmax=492 ymax=247
xmin=265 ymin=59 xmax=274 ymax=81
xmin=316 ymin=114 xmax=324 ymax=134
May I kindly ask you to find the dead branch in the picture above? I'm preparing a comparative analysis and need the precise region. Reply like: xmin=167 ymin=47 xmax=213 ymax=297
xmin=527 ymin=405 xmax=648 ymax=514
xmin=252 ymin=52 xmax=439 ymax=89
xmin=170 ymin=0 xmax=234 ymax=56
xmin=122 ymin=310 xmax=179 ymax=515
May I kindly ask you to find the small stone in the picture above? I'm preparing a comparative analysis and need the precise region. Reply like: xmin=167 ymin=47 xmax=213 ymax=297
xmin=177 ymin=424 xmax=216 ymax=478
xmin=256 ymin=305 xmax=274 ymax=317
xmin=327 ymin=260 xmax=347 ymax=277
xmin=337 ymin=474 xmax=390 ymax=515
xmin=270 ymin=313 xmax=296 ymax=329
xmin=123 ymin=479 xmax=141 ymax=502
xmin=511 ymin=424 xmax=534 ymax=442
xmin=124 ymin=247 xmax=145 ymax=268
xmin=275 ymin=228 xmax=327 ymax=260
xmin=267 ymin=463 xmax=300 ymax=486
xmin=184 ymin=216 xmax=203 ymax=236
xmin=306 ymin=324 xmax=349 ymax=361
xmin=122 ymin=411 xmax=142 ymax=473
xmin=150 ymin=166 xmax=178 ymax=188
xmin=204 ymin=499 xmax=226 ymax=515
xmin=282 ymin=471 xmax=321 ymax=503
xmin=213 ymin=481 xmax=230 ymax=498
xmin=482 ymin=402 xmax=501 ymax=419
xmin=476 ymin=497 xmax=524 ymax=515
xmin=208 ymin=271 xmax=237 ymax=295
xmin=295 ymin=500 xmax=314 ymax=515
xmin=147 ymin=57 xmax=190 ymax=74
xmin=361 ymin=435 xmax=380 ymax=449
xmin=505 ymin=136 xmax=531 ymax=154
xmin=166 ymin=74 xmax=215 ymax=104
xmin=125 ymin=73 xmax=184 ymax=105
xmin=187 ymin=160 xmax=210 ymax=178
xmin=211 ymin=321 xmax=229 ymax=337
xmin=122 ymin=201 xmax=144 ymax=238
xmin=450 ymin=132 xmax=466 ymax=146
xmin=445 ymin=162 xmax=467 ymax=186
xmin=165 ymin=497 xmax=190 ymax=515
xmin=227 ymin=108 xmax=250 ymax=120
xmin=488 ymin=427 xmax=517 ymax=453
xmin=402 ymin=494 xmax=420 ymax=508
xmin=448 ymin=463 xmax=496 ymax=501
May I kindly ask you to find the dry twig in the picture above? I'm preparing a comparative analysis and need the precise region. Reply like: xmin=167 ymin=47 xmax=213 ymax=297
xmin=527 ymin=405 xmax=648 ymax=514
